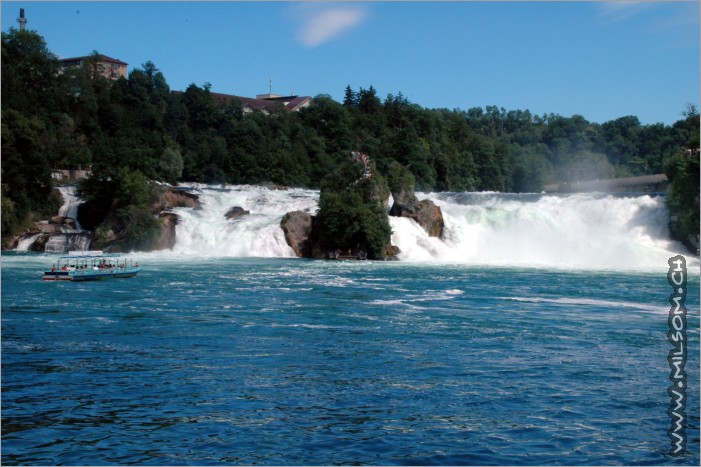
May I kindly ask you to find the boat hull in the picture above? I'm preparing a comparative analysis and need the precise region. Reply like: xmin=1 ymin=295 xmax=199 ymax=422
xmin=43 ymin=268 xmax=141 ymax=281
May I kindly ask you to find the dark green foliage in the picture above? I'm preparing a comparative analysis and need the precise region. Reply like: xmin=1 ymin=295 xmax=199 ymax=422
xmin=664 ymin=116 xmax=700 ymax=252
xmin=2 ymin=28 xmax=699 ymax=250
xmin=114 ymin=205 xmax=162 ymax=251
xmin=663 ymin=107 xmax=700 ymax=252
xmin=77 ymin=167 xmax=162 ymax=250
xmin=317 ymin=157 xmax=391 ymax=260
xmin=2 ymin=29 xmax=65 ymax=241
xmin=387 ymin=161 xmax=416 ymax=195
xmin=665 ymin=154 xmax=700 ymax=251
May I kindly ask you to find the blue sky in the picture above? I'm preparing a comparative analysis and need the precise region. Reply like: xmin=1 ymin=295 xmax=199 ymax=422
xmin=2 ymin=1 xmax=699 ymax=125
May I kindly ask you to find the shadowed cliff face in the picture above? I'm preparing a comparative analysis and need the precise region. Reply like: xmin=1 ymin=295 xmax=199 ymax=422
xmin=280 ymin=211 xmax=317 ymax=258
xmin=146 ymin=187 xmax=202 ymax=252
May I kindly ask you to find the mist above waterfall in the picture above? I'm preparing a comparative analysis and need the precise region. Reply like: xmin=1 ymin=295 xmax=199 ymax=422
xmin=169 ymin=185 xmax=694 ymax=271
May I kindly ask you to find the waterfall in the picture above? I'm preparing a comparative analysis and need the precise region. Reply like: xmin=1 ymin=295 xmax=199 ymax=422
xmin=170 ymin=185 xmax=695 ymax=270
xmin=57 ymin=185 xmax=83 ymax=230
xmin=14 ymin=185 xmax=91 ymax=252
xmin=391 ymin=192 xmax=693 ymax=270
xmin=43 ymin=232 xmax=92 ymax=253
xmin=171 ymin=185 xmax=319 ymax=257
xmin=16 ymin=233 xmax=42 ymax=251
xmin=17 ymin=182 xmax=692 ymax=270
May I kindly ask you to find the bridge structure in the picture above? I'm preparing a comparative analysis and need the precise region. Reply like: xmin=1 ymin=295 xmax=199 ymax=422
xmin=543 ymin=174 xmax=668 ymax=194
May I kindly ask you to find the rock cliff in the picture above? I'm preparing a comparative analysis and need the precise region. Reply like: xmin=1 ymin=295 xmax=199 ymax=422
xmin=389 ymin=189 xmax=444 ymax=239
xmin=280 ymin=211 xmax=318 ymax=258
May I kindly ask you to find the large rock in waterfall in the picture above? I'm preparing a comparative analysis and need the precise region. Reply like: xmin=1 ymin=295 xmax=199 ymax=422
xmin=50 ymin=216 xmax=78 ymax=230
xmin=225 ymin=206 xmax=250 ymax=220
xmin=280 ymin=211 xmax=318 ymax=258
xmin=157 ymin=187 xmax=201 ymax=210
xmin=153 ymin=212 xmax=179 ymax=251
xmin=146 ymin=186 xmax=203 ymax=251
xmin=388 ymin=162 xmax=444 ymax=238
xmin=390 ymin=198 xmax=444 ymax=238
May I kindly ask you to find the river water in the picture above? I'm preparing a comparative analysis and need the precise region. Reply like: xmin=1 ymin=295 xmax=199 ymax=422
xmin=2 ymin=185 xmax=700 ymax=464
xmin=2 ymin=253 xmax=699 ymax=465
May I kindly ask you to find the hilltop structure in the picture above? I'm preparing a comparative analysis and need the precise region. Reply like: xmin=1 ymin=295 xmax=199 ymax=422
xmin=172 ymin=90 xmax=312 ymax=115
xmin=59 ymin=54 xmax=128 ymax=80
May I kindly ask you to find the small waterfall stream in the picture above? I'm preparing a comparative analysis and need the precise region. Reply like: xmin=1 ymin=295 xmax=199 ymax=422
xmin=15 ymin=185 xmax=91 ymax=253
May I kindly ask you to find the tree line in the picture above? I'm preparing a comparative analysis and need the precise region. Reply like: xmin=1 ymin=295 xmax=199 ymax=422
xmin=2 ymin=28 xmax=699 ymax=248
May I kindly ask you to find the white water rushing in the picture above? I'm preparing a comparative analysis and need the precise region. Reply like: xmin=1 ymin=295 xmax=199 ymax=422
xmin=57 ymin=185 xmax=83 ymax=230
xmin=171 ymin=185 xmax=318 ymax=257
xmin=171 ymin=185 xmax=694 ymax=271
xmin=393 ymin=192 xmax=692 ymax=270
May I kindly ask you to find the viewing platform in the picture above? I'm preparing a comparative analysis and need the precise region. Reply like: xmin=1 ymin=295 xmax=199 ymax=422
xmin=543 ymin=174 xmax=667 ymax=194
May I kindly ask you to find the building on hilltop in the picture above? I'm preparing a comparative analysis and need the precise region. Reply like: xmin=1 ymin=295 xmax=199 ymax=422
xmin=172 ymin=90 xmax=312 ymax=115
xmin=59 ymin=54 xmax=128 ymax=80
xmin=254 ymin=93 xmax=312 ymax=112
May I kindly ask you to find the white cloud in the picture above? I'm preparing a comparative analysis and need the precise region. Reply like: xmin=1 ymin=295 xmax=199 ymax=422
xmin=597 ymin=1 xmax=653 ymax=23
xmin=297 ymin=7 xmax=367 ymax=47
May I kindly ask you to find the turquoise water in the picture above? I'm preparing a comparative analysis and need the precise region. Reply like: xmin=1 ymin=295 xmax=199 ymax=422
xmin=2 ymin=252 xmax=699 ymax=465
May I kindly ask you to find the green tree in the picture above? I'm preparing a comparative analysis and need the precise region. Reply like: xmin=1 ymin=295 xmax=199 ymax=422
xmin=159 ymin=146 xmax=184 ymax=183
xmin=316 ymin=156 xmax=391 ymax=259
xmin=665 ymin=153 xmax=700 ymax=252
xmin=343 ymin=85 xmax=358 ymax=108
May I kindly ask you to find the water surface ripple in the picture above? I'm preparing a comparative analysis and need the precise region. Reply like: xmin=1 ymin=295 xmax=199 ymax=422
xmin=2 ymin=254 xmax=699 ymax=465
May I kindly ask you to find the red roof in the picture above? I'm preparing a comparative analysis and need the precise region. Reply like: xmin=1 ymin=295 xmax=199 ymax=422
xmin=59 ymin=54 xmax=128 ymax=66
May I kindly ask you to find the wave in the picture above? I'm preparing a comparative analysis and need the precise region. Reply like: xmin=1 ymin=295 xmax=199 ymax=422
xmin=504 ymin=296 xmax=664 ymax=314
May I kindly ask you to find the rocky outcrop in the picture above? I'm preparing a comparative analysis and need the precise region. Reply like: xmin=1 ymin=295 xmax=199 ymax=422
xmin=390 ymin=188 xmax=419 ymax=211
xmin=387 ymin=161 xmax=444 ymax=238
xmin=390 ymin=192 xmax=444 ymax=238
xmin=146 ymin=186 xmax=203 ymax=251
xmin=414 ymin=199 xmax=444 ymax=238
xmin=385 ymin=244 xmax=401 ymax=259
xmin=225 ymin=206 xmax=250 ymax=220
xmin=50 ymin=216 xmax=78 ymax=230
xmin=280 ymin=211 xmax=318 ymax=258
xmin=152 ymin=212 xmax=179 ymax=251
xmin=157 ymin=187 xmax=201 ymax=210
xmin=10 ymin=213 xmax=91 ymax=252
xmin=17 ymin=231 xmax=92 ymax=252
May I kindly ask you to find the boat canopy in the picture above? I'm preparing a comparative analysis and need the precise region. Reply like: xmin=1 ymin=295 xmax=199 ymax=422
xmin=63 ymin=250 xmax=123 ymax=259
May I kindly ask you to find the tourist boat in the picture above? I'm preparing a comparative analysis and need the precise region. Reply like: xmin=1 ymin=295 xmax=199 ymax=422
xmin=43 ymin=250 xmax=141 ymax=281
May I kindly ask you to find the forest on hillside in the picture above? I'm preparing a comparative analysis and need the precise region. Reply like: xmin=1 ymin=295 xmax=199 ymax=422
xmin=2 ymin=28 xmax=699 ymax=248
